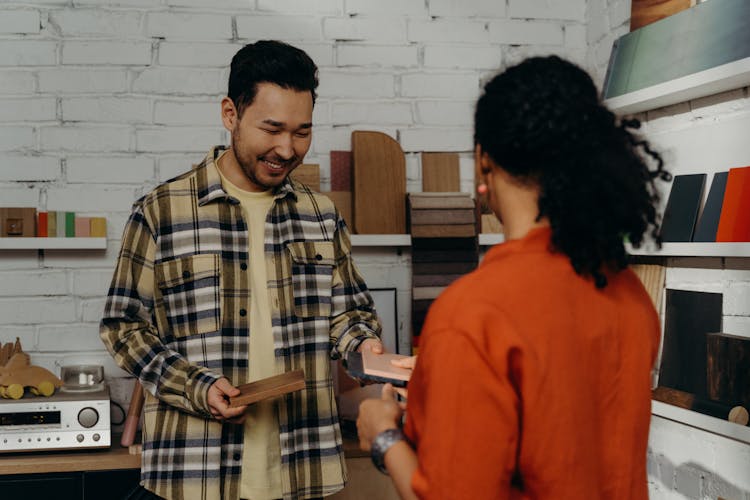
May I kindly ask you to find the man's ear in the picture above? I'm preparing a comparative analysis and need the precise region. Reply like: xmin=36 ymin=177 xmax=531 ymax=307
xmin=220 ymin=97 xmax=238 ymax=131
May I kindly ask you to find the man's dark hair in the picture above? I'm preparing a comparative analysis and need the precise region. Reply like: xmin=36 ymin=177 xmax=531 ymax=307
xmin=474 ymin=56 xmax=671 ymax=288
xmin=228 ymin=40 xmax=319 ymax=117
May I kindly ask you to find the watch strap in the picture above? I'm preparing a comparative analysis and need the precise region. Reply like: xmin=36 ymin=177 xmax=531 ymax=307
xmin=370 ymin=428 xmax=405 ymax=475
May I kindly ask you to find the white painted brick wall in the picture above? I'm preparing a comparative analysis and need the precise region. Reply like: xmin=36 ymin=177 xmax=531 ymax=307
xmin=336 ymin=45 xmax=419 ymax=68
xmin=62 ymin=41 xmax=152 ymax=66
xmin=62 ymin=97 xmax=152 ymax=124
xmin=0 ymin=156 xmax=60 ymax=181
xmin=146 ymin=12 xmax=232 ymax=40
xmin=1 ymin=97 xmax=57 ymax=122
xmin=157 ymin=42 xmax=242 ymax=67
xmin=0 ymin=41 xmax=57 ymax=66
xmin=66 ymin=156 xmax=155 ymax=184
xmin=0 ymin=9 xmax=41 ymax=34
xmin=428 ymin=0 xmax=506 ymax=18
xmin=323 ymin=17 xmax=407 ymax=43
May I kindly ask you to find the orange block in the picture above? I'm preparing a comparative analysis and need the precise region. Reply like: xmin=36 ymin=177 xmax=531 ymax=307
xmin=716 ymin=166 xmax=750 ymax=242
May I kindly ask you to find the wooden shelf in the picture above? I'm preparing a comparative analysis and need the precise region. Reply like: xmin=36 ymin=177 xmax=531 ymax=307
xmin=604 ymin=56 xmax=750 ymax=115
xmin=652 ymin=400 xmax=750 ymax=445
xmin=0 ymin=237 xmax=106 ymax=250
xmin=0 ymin=442 xmax=140 ymax=475
xmin=627 ymin=242 xmax=750 ymax=258
xmin=350 ymin=234 xmax=505 ymax=247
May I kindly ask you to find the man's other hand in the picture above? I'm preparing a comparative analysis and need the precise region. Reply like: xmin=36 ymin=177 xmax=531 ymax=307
xmin=207 ymin=377 xmax=248 ymax=424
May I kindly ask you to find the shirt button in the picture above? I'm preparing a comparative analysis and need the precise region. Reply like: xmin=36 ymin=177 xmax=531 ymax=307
xmin=233 ymin=453 xmax=241 ymax=461
xmin=240 ymin=262 xmax=248 ymax=271
xmin=315 ymin=254 xmax=323 ymax=261
xmin=239 ymin=309 xmax=247 ymax=317
xmin=182 ymin=270 xmax=191 ymax=279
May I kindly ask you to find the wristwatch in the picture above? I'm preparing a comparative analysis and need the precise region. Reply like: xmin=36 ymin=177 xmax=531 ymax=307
xmin=370 ymin=428 xmax=405 ymax=475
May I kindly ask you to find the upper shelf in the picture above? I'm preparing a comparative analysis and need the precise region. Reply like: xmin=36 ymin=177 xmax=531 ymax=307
xmin=627 ymin=242 xmax=750 ymax=258
xmin=652 ymin=400 xmax=750 ymax=445
xmin=603 ymin=56 xmax=750 ymax=115
xmin=350 ymin=234 xmax=504 ymax=247
xmin=0 ymin=237 xmax=107 ymax=250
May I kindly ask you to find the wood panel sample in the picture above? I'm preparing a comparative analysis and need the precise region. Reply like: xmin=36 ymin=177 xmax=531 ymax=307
xmin=411 ymin=224 xmax=476 ymax=238
xmin=659 ymin=289 xmax=722 ymax=398
xmin=352 ymin=131 xmax=406 ymax=234
xmin=0 ymin=207 xmax=36 ymax=237
xmin=660 ymin=173 xmax=706 ymax=242
xmin=481 ymin=213 xmax=503 ymax=234
xmin=291 ymin=163 xmax=321 ymax=192
xmin=330 ymin=150 xmax=353 ymax=191
xmin=630 ymin=263 xmax=666 ymax=312
xmin=408 ymin=192 xmax=474 ymax=210
xmin=323 ymin=191 xmax=353 ymax=229
xmin=410 ymin=209 xmax=475 ymax=225
xmin=421 ymin=152 xmax=460 ymax=192
xmin=716 ymin=166 xmax=750 ymax=242
xmin=229 ymin=370 xmax=306 ymax=407
xmin=693 ymin=171 xmax=728 ymax=242
xmin=630 ymin=0 xmax=691 ymax=31
xmin=413 ymin=273 xmax=464 ymax=287
xmin=413 ymin=261 xmax=476 ymax=275
xmin=706 ymin=333 xmax=750 ymax=407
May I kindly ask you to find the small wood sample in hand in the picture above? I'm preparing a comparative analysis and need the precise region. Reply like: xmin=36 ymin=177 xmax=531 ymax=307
xmin=229 ymin=370 xmax=306 ymax=408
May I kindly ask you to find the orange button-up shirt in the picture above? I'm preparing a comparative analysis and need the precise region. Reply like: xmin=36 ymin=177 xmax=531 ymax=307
xmin=404 ymin=227 xmax=659 ymax=499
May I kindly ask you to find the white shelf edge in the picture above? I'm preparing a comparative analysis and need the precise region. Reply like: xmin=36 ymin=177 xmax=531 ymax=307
xmin=350 ymin=234 xmax=505 ymax=247
xmin=627 ymin=242 xmax=750 ymax=257
xmin=0 ymin=237 xmax=107 ymax=250
xmin=603 ymin=56 xmax=750 ymax=115
xmin=651 ymin=400 xmax=750 ymax=445
xmin=350 ymin=234 xmax=411 ymax=247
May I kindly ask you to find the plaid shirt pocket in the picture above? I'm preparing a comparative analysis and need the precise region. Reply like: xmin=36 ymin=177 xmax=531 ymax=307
xmin=286 ymin=241 xmax=335 ymax=318
xmin=156 ymin=253 xmax=221 ymax=339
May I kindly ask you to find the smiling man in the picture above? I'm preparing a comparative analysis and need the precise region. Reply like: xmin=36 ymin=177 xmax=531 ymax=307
xmin=101 ymin=40 xmax=383 ymax=500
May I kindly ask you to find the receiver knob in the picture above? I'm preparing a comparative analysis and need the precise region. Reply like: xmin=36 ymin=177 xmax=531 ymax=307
xmin=78 ymin=407 xmax=99 ymax=428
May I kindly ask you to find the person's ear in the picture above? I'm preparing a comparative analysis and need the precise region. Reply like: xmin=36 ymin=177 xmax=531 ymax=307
xmin=220 ymin=97 xmax=238 ymax=131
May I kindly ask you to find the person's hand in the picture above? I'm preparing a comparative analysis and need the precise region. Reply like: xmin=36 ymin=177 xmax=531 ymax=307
xmin=357 ymin=383 xmax=403 ymax=452
xmin=357 ymin=338 xmax=384 ymax=354
xmin=390 ymin=355 xmax=417 ymax=399
xmin=207 ymin=377 xmax=248 ymax=424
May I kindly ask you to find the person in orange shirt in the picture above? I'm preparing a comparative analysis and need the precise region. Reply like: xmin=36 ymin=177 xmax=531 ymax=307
xmin=356 ymin=55 xmax=672 ymax=499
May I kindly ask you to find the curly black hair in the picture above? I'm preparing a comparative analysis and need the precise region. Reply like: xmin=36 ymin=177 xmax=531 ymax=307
xmin=474 ymin=56 xmax=671 ymax=288
xmin=228 ymin=40 xmax=319 ymax=117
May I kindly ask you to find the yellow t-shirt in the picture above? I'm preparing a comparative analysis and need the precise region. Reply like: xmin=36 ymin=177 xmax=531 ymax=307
xmin=217 ymin=156 xmax=282 ymax=500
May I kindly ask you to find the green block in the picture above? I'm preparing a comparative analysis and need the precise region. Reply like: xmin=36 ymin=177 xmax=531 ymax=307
xmin=65 ymin=212 xmax=75 ymax=237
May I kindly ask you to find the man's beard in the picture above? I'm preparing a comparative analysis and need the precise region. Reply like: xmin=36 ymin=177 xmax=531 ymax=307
xmin=231 ymin=130 xmax=299 ymax=190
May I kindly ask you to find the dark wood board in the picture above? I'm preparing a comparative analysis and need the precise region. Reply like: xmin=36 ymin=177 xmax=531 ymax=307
xmin=229 ymin=370 xmax=306 ymax=407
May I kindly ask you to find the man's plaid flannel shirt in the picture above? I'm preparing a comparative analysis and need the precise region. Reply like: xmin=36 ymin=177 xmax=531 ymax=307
xmin=101 ymin=147 xmax=381 ymax=500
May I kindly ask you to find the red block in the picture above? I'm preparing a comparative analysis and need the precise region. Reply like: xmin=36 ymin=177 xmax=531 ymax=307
xmin=716 ymin=166 xmax=750 ymax=242
xmin=38 ymin=212 xmax=48 ymax=237
xmin=330 ymin=150 xmax=352 ymax=191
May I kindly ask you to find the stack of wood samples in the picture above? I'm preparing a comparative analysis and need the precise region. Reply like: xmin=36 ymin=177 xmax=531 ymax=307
xmin=408 ymin=192 xmax=479 ymax=352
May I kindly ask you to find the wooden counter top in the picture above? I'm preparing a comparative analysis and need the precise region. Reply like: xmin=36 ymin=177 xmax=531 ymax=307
xmin=0 ymin=434 xmax=367 ymax=475
xmin=0 ymin=442 xmax=140 ymax=475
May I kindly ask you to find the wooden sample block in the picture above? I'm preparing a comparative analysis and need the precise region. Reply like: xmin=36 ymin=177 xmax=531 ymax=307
xmin=411 ymin=224 xmax=475 ymax=238
xmin=659 ymin=289 xmax=722 ymax=398
xmin=706 ymin=333 xmax=750 ymax=408
xmin=290 ymin=163 xmax=321 ymax=192
xmin=330 ymin=150 xmax=352 ymax=191
xmin=412 ymin=286 xmax=446 ymax=300
xmin=693 ymin=171 xmax=728 ymax=242
xmin=660 ymin=173 xmax=706 ymax=242
xmin=360 ymin=351 xmax=411 ymax=383
xmin=65 ymin=212 xmax=76 ymax=237
xmin=75 ymin=217 xmax=91 ymax=237
xmin=421 ymin=152 xmax=460 ymax=192
xmin=48 ymin=212 xmax=57 ymax=237
xmin=37 ymin=212 xmax=48 ymax=237
xmin=413 ymin=273 xmax=464 ymax=287
xmin=413 ymin=261 xmax=476 ymax=275
xmin=410 ymin=209 xmax=475 ymax=225
xmin=352 ymin=131 xmax=406 ymax=234
xmin=630 ymin=264 xmax=666 ymax=312
xmin=229 ymin=369 xmax=306 ymax=408
xmin=716 ymin=166 xmax=750 ymax=242
xmin=481 ymin=213 xmax=503 ymax=234
xmin=322 ymin=191 xmax=352 ymax=229
xmin=408 ymin=192 xmax=474 ymax=210
xmin=90 ymin=217 xmax=107 ymax=237
xmin=56 ymin=211 xmax=66 ymax=236
xmin=0 ymin=207 xmax=36 ymax=237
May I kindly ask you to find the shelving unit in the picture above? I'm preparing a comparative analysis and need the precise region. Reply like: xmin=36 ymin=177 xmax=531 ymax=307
xmin=652 ymin=400 xmax=750 ymax=445
xmin=0 ymin=237 xmax=107 ymax=250
xmin=627 ymin=242 xmax=750 ymax=258
xmin=603 ymin=57 xmax=750 ymax=115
